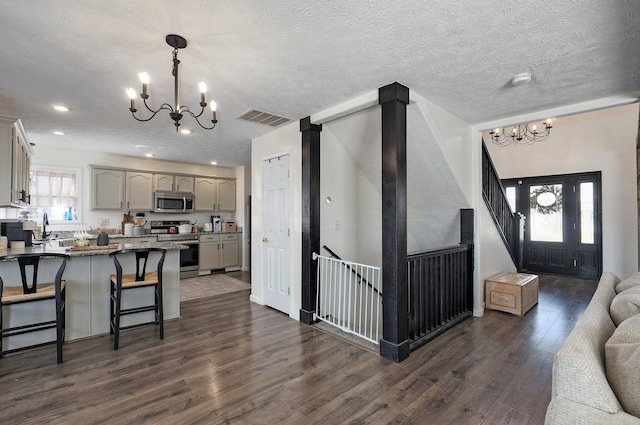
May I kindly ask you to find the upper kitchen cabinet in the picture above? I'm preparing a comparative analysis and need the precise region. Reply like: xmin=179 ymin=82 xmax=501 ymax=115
xmin=125 ymin=171 xmax=154 ymax=210
xmin=217 ymin=179 xmax=236 ymax=211
xmin=0 ymin=117 xmax=33 ymax=207
xmin=91 ymin=168 xmax=124 ymax=209
xmin=194 ymin=178 xmax=236 ymax=212
xmin=153 ymin=174 xmax=194 ymax=193
xmin=91 ymin=168 xmax=153 ymax=211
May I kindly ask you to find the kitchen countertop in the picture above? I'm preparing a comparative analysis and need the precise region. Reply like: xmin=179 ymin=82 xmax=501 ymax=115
xmin=0 ymin=241 xmax=185 ymax=259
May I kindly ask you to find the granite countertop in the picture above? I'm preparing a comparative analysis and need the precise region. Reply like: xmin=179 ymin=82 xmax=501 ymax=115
xmin=0 ymin=241 xmax=185 ymax=259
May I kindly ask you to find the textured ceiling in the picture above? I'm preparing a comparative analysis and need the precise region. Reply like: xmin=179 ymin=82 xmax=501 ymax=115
xmin=0 ymin=0 xmax=638 ymax=168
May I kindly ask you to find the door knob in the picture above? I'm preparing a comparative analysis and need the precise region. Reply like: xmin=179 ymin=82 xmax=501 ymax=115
xmin=262 ymin=237 xmax=269 ymax=243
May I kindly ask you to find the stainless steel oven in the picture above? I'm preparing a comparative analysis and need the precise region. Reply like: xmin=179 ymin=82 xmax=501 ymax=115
xmin=152 ymin=221 xmax=200 ymax=279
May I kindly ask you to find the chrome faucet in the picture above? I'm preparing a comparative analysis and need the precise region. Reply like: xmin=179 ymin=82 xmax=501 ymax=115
xmin=42 ymin=212 xmax=50 ymax=240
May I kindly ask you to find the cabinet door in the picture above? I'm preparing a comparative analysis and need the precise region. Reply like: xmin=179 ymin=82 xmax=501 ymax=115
xmin=11 ymin=127 xmax=31 ymax=205
xmin=125 ymin=172 xmax=154 ymax=210
xmin=11 ymin=129 xmax=22 ymax=204
xmin=175 ymin=176 xmax=194 ymax=193
xmin=22 ymin=147 xmax=30 ymax=205
xmin=92 ymin=169 xmax=125 ymax=209
xmin=221 ymin=239 xmax=239 ymax=267
xmin=217 ymin=180 xmax=236 ymax=211
xmin=200 ymin=241 xmax=221 ymax=270
xmin=153 ymin=174 xmax=174 ymax=191
xmin=194 ymin=178 xmax=216 ymax=211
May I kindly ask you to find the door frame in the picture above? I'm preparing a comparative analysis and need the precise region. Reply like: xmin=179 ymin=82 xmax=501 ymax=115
xmin=503 ymin=171 xmax=602 ymax=279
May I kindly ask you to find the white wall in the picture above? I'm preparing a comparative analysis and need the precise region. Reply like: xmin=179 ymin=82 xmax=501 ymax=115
xmin=320 ymin=122 xmax=382 ymax=267
xmin=250 ymin=121 xmax=302 ymax=320
xmin=483 ymin=103 xmax=639 ymax=279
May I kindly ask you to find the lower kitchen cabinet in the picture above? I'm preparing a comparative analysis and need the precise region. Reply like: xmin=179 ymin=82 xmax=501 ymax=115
xmin=199 ymin=233 xmax=240 ymax=271
xmin=220 ymin=233 xmax=239 ymax=267
xmin=200 ymin=234 xmax=221 ymax=270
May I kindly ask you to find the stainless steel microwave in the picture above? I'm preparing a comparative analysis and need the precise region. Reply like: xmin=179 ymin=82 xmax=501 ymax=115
xmin=153 ymin=191 xmax=195 ymax=213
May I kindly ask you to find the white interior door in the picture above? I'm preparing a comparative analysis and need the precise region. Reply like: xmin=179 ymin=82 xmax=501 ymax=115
xmin=262 ymin=154 xmax=291 ymax=313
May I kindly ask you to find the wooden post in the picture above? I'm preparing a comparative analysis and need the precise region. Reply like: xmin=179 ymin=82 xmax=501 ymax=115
xmin=300 ymin=116 xmax=322 ymax=325
xmin=379 ymin=82 xmax=410 ymax=362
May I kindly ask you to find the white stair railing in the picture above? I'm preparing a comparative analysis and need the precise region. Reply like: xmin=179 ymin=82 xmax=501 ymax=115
xmin=313 ymin=253 xmax=382 ymax=345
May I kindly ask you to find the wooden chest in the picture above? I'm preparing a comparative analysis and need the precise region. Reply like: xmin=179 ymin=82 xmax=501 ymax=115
xmin=485 ymin=272 xmax=539 ymax=317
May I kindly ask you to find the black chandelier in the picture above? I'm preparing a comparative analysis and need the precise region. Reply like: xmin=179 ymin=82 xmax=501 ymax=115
xmin=127 ymin=34 xmax=217 ymax=132
xmin=489 ymin=119 xmax=552 ymax=147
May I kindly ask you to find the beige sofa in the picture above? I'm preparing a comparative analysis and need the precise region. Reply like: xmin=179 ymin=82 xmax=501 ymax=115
xmin=545 ymin=272 xmax=640 ymax=424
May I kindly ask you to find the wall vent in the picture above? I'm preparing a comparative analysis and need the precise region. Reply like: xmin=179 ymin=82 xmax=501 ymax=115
xmin=236 ymin=108 xmax=291 ymax=127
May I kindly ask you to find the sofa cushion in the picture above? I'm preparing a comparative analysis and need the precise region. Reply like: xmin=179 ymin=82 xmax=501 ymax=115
xmin=616 ymin=273 xmax=640 ymax=294
xmin=610 ymin=286 xmax=640 ymax=326
xmin=605 ymin=314 xmax=640 ymax=417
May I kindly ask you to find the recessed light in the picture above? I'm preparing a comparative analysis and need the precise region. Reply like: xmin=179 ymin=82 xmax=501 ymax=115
xmin=210 ymin=161 xmax=217 ymax=165
xmin=180 ymin=129 xmax=192 ymax=135
xmin=135 ymin=144 xmax=149 ymax=149
xmin=53 ymin=105 xmax=69 ymax=112
xmin=53 ymin=131 xmax=64 ymax=136
xmin=145 ymin=153 xmax=154 ymax=158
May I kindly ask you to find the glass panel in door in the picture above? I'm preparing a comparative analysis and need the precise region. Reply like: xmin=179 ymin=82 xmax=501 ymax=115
xmin=529 ymin=184 xmax=563 ymax=242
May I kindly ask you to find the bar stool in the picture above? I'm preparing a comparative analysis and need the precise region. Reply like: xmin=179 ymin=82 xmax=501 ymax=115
xmin=109 ymin=247 xmax=166 ymax=350
xmin=0 ymin=252 xmax=70 ymax=364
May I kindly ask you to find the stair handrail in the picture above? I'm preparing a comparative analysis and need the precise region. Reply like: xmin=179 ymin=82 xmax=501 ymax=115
xmin=320 ymin=245 xmax=382 ymax=296
xmin=481 ymin=140 xmax=524 ymax=270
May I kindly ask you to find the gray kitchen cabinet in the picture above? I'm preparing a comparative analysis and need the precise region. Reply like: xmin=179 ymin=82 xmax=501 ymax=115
xmin=199 ymin=234 xmax=221 ymax=270
xmin=91 ymin=168 xmax=125 ymax=209
xmin=125 ymin=171 xmax=154 ymax=210
xmin=194 ymin=178 xmax=216 ymax=211
xmin=194 ymin=177 xmax=236 ymax=212
xmin=153 ymin=174 xmax=194 ymax=193
xmin=217 ymin=180 xmax=236 ymax=211
xmin=175 ymin=175 xmax=195 ymax=192
xmin=91 ymin=168 xmax=153 ymax=211
xmin=0 ymin=117 xmax=33 ymax=207
xmin=153 ymin=174 xmax=174 ymax=192
xmin=220 ymin=233 xmax=239 ymax=267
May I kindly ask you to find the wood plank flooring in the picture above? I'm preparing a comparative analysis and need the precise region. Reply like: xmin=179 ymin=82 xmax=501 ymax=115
xmin=0 ymin=274 xmax=596 ymax=424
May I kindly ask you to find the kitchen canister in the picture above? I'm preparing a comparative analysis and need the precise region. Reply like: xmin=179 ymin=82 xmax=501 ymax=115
xmin=124 ymin=223 xmax=134 ymax=237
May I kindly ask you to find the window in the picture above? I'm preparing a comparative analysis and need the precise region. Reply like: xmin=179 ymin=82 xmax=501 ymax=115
xmin=27 ymin=166 xmax=82 ymax=222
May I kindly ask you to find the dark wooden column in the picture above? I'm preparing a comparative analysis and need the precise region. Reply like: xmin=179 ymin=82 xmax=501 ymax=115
xmin=300 ymin=116 xmax=322 ymax=325
xmin=379 ymin=82 xmax=410 ymax=362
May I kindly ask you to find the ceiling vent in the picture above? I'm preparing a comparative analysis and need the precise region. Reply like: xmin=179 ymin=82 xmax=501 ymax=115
xmin=236 ymin=108 xmax=291 ymax=127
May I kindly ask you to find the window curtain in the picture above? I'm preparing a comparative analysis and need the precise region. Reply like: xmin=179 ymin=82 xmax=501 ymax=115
xmin=30 ymin=170 xmax=78 ymax=207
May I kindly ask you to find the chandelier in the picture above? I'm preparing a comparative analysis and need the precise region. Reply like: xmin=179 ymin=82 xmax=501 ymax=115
xmin=127 ymin=34 xmax=217 ymax=132
xmin=489 ymin=119 xmax=552 ymax=147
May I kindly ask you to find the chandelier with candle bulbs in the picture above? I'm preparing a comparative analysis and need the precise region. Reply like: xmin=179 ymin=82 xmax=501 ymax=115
xmin=127 ymin=34 xmax=217 ymax=132
xmin=489 ymin=119 xmax=553 ymax=147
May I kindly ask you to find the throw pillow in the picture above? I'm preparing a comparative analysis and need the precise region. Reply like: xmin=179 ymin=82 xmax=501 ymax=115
xmin=610 ymin=285 xmax=640 ymax=326
xmin=605 ymin=314 xmax=640 ymax=417
xmin=616 ymin=272 xmax=640 ymax=294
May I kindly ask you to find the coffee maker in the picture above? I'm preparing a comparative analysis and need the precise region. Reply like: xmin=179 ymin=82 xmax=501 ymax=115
xmin=0 ymin=220 xmax=34 ymax=248
xmin=211 ymin=216 xmax=222 ymax=233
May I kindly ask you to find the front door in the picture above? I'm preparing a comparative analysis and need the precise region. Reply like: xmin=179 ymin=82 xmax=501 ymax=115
xmin=503 ymin=172 xmax=602 ymax=279
xmin=262 ymin=154 xmax=291 ymax=313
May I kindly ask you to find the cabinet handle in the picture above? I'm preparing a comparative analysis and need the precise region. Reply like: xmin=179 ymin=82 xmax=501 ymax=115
xmin=120 ymin=201 xmax=123 ymax=208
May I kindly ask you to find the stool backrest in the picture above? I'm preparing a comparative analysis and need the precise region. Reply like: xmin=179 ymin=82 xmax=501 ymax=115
xmin=0 ymin=252 xmax=70 ymax=294
xmin=110 ymin=248 xmax=166 ymax=282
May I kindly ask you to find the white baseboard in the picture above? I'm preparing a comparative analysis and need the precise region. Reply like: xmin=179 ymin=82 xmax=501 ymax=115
xmin=250 ymin=295 xmax=263 ymax=305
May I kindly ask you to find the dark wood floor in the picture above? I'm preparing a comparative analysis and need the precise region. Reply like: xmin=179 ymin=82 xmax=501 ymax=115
xmin=0 ymin=274 xmax=596 ymax=424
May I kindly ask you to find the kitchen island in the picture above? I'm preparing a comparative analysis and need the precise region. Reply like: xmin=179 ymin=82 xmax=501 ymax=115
xmin=0 ymin=242 xmax=183 ymax=352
